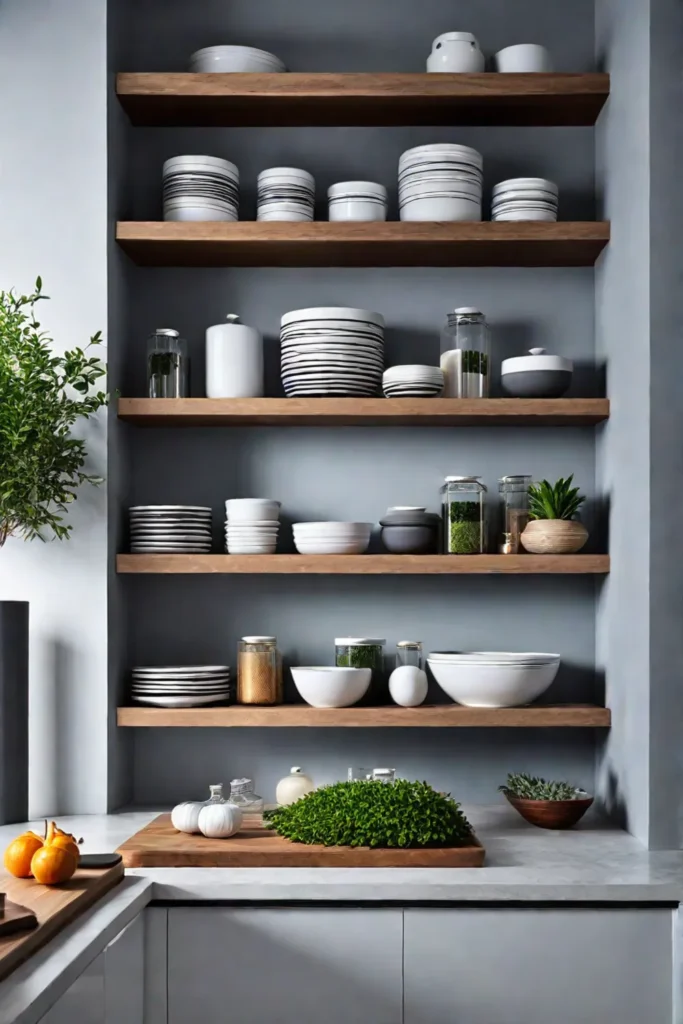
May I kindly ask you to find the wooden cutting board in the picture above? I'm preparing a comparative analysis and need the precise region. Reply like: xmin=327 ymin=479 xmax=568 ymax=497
xmin=117 ymin=813 xmax=485 ymax=867
xmin=0 ymin=862 xmax=124 ymax=982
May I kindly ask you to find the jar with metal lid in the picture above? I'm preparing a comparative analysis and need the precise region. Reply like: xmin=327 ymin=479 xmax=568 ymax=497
xmin=372 ymin=768 xmax=396 ymax=783
xmin=440 ymin=308 xmax=489 ymax=397
xmin=237 ymin=636 xmax=282 ymax=705
xmin=335 ymin=637 xmax=385 ymax=672
xmin=147 ymin=328 xmax=189 ymax=398
xmin=228 ymin=777 xmax=264 ymax=821
xmin=499 ymin=475 xmax=531 ymax=554
xmin=441 ymin=476 xmax=487 ymax=554
xmin=395 ymin=641 xmax=423 ymax=670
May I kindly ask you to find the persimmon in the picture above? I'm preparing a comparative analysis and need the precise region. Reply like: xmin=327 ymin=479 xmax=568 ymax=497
xmin=30 ymin=844 xmax=77 ymax=885
xmin=3 ymin=832 xmax=43 ymax=878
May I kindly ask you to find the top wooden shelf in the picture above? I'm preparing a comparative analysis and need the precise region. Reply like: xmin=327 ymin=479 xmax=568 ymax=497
xmin=116 ymin=72 xmax=610 ymax=127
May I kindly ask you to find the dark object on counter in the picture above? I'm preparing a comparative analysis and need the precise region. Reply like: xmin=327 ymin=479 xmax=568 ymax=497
xmin=0 ymin=602 xmax=28 ymax=825
xmin=78 ymin=853 xmax=123 ymax=869
xmin=379 ymin=511 xmax=441 ymax=554
xmin=502 ymin=790 xmax=593 ymax=830
xmin=0 ymin=899 xmax=37 ymax=938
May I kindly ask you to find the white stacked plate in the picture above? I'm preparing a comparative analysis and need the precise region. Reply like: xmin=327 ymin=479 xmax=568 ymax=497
xmin=189 ymin=46 xmax=286 ymax=73
xmin=163 ymin=155 xmax=239 ymax=223
xmin=225 ymin=498 xmax=280 ymax=554
xmin=383 ymin=365 xmax=444 ymax=398
xmin=328 ymin=181 xmax=388 ymax=222
xmin=399 ymin=143 xmax=483 ymax=222
xmin=281 ymin=306 xmax=385 ymax=397
xmin=491 ymin=178 xmax=558 ymax=222
xmin=426 ymin=651 xmax=561 ymax=708
xmin=129 ymin=506 xmax=213 ymax=553
xmin=131 ymin=665 xmax=232 ymax=708
xmin=257 ymin=167 xmax=314 ymax=222
xmin=293 ymin=522 xmax=372 ymax=555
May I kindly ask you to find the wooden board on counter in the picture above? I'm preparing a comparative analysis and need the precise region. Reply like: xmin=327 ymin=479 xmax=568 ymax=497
xmin=0 ymin=863 xmax=124 ymax=981
xmin=117 ymin=813 xmax=485 ymax=868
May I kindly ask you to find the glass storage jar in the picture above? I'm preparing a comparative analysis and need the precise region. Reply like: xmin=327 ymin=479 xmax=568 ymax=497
xmin=499 ymin=475 xmax=531 ymax=554
xmin=441 ymin=476 xmax=487 ymax=554
xmin=228 ymin=778 xmax=264 ymax=822
xmin=395 ymin=641 xmax=423 ymax=670
xmin=237 ymin=636 xmax=282 ymax=705
xmin=440 ymin=308 xmax=489 ymax=398
xmin=147 ymin=328 xmax=189 ymax=398
xmin=335 ymin=638 xmax=386 ymax=672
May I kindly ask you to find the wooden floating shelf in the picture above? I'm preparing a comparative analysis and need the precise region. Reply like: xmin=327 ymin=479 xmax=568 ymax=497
xmin=116 ymin=221 xmax=610 ymax=268
xmin=117 ymin=704 xmax=611 ymax=728
xmin=117 ymin=554 xmax=610 ymax=575
xmin=116 ymin=72 xmax=610 ymax=128
xmin=118 ymin=397 xmax=610 ymax=427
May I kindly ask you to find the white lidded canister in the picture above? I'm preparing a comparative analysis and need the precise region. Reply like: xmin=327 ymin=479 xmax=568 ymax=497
xmin=206 ymin=313 xmax=264 ymax=398
xmin=275 ymin=766 xmax=315 ymax=806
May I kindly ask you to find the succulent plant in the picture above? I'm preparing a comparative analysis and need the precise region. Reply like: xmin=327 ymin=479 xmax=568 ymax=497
xmin=500 ymin=772 xmax=584 ymax=802
xmin=527 ymin=475 xmax=585 ymax=521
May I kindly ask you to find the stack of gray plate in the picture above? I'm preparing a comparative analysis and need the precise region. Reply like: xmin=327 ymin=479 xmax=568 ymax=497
xmin=131 ymin=665 xmax=232 ymax=708
xmin=129 ymin=505 xmax=213 ymax=553
xmin=399 ymin=144 xmax=483 ymax=221
xmin=491 ymin=178 xmax=558 ymax=222
xmin=163 ymin=155 xmax=239 ymax=223
xmin=280 ymin=306 xmax=385 ymax=396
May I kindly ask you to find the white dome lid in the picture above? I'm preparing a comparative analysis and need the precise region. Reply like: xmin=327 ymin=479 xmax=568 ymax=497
xmin=501 ymin=348 xmax=573 ymax=374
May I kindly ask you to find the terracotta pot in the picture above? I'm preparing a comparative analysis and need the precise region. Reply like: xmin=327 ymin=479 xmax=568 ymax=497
xmin=520 ymin=519 xmax=588 ymax=554
xmin=503 ymin=790 xmax=593 ymax=830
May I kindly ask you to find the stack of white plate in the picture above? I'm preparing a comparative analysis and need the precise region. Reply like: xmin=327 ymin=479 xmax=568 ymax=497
xmin=163 ymin=156 xmax=239 ymax=222
xmin=491 ymin=178 xmax=558 ymax=222
xmin=426 ymin=651 xmax=561 ymax=708
xmin=129 ymin=506 xmax=213 ymax=553
xmin=328 ymin=181 xmax=388 ymax=222
xmin=257 ymin=167 xmax=315 ymax=222
xmin=382 ymin=365 xmax=444 ymax=398
xmin=131 ymin=665 xmax=232 ymax=708
xmin=293 ymin=522 xmax=372 ymax=555
xmin=399 ymin=144 xmax=483 ymax=222
xmin=225 ymin=498 xmax=281 ymax=554
xmin=280 ymin=307 xmax=385 ymax=397
xmin=189 ymin=46 xmax=286 ymax=73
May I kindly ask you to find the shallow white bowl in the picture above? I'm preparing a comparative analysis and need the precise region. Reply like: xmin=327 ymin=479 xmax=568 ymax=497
xmin=291 ymin=666 xmax=372 ymax=708
xmin=226 ymin=544 xmax=278 ymax=554
xmin=427 ymin=659 xmax=559 ymax=708
xmin=294 ymin=538 xmax=371 ymax=555
xmin=225 ymin=499 xmax=281 ymax=522
xmin=258 ymin=208 xmax=314 ymax=222
xmin=400 ymin=197 xmax=481 ymax=222
xmin=493 ymin=44 xmax=553 ymax=73
xmin=190 ymin=46 xmax=286 ymax=74
xmin=428 ymin=651 xmax=560 ymax=665
xmin=164 ymin=207 xmax=237 ymax=222
xmin=493 ymin=209 xmax=558 ymax=222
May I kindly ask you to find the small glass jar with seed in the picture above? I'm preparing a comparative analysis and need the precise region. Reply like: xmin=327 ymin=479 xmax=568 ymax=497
xmin=498 ymin=475 xmax=531 ymax=554
xmin=237 ymin=636 xmax=282 ymax=705
xmin=395 ymin=641 xmax=423 ymax=670
xmin=147 ymin=328 xmax=189 ymax=398
xmin=441 ymin=476 xmax=487 ymax=554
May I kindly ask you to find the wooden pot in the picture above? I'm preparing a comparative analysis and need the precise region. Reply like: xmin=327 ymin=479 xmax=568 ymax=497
xmin=520 ymin=519 xmax=588 ymax=554
xmin=503 ymin=791 xmax=593 ymax=830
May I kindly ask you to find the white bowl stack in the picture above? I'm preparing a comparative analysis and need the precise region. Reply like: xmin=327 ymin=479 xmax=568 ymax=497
xmin=399 ymin=144 xmax=483 ymax=222
xmin=491 ymin=178 xmax=559 ymax=222
xmin=293 ymin=522 xmax=372 ymax=555
xmin=280 ymin=306 xmax=385 ymax=397
xmin=427 ymin=651 xmax=561 ymax=708
xmin=382 ymin=365 xmax=444 ymax=398
xmin=163 ymin=156 xmax=239 ymax=222
xmin=225 ymin=498 xmax=281 ymax=554
xmin=189 ymin=46 xmax=286 ymax=73
xmin=129 ymin=505 xmax=213 ymax=553
xmin=328 ymin=181 xmax=388 ymax=222
xmin=257 ymin=167 xmax=315 ymax=222
xmin=131 ymin=665 xmax=232 ymax=708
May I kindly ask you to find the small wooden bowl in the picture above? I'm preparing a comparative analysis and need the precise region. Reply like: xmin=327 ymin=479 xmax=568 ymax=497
xmin=503 ymin=790 xmax=593 ymax=829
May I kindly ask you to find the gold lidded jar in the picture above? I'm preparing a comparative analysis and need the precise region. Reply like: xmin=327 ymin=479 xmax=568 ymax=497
xmin=498 ymin=475 xmax=531 ymax=554
xmin=237 ymin=635 xmax=282 ymax=705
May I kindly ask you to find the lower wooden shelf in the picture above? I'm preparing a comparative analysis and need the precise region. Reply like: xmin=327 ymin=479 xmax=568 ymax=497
xmin=117 ymin=704 xmax=610 ymax=728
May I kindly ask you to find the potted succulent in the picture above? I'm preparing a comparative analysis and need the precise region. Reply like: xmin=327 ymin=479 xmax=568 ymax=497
xmin=520 ymin=474 xmax=588 ymax=554
xmin=0 ymin=279 xmax=106 ymax=822
xmin=500 ymin=772 xmax=593 ymax=830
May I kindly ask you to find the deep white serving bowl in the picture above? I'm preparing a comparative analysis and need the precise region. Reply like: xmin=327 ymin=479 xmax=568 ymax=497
xmin=427 ymin=658 xmax=560 ymax=708
xmin=291 ymin=666 xmax=372 ymax=708
xmin=493 ymin=43 xmax=553 ymax=73
xmin=428 ymin=651 xmax=560 ymax=665
xmin=293 ymin=522 xmax=372 ymax=538
xmin=190 ymin=45 xmax=286 ymax=74
xmin=225 ymin=499 xmax=281 ymax=522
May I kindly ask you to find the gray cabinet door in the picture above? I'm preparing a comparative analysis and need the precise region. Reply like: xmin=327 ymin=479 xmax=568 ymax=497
xmin=168 ymin=907 xmax=402 ymax=1024
xmin=104 ymin=915 xmax=144 ymax=1024
xmin=40 ymin=951 xmax=105 ymax=1024
xmin=404 ymin=908 xmax=673 ymax=1024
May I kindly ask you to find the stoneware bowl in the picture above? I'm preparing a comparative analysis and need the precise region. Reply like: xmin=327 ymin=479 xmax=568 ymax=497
xmin=503 ymin=790 xmax=594 ymax=829
xmin=520 ymin=519 xmax=588 ymax=554
xmin=291 ymin=667 xmax=372 ymax=708
xmin=381 ymin=524 xmax=438 ymax=554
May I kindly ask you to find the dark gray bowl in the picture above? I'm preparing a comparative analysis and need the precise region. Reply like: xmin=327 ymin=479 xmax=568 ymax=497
xmin=381 ymin=524 xmax=438 ymax=554
xmin=501 ymin=369 xmax=572 ymax=398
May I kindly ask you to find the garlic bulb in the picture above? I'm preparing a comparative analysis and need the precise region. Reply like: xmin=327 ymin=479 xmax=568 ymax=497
xmin=276 ymin=767 xmax=315 ymax=806
xmin=198 ymin=799 xmax=243 ymax=839
xmin=171 ymin=783 xmax=225 ymax=834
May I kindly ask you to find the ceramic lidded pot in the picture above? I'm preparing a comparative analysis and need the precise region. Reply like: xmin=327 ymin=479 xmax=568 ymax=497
xmin=379 ymin=510 xmax=441 ymax=554
xmin=276 ymin=767 xmax=315 ymax=806
xmin=427 ymin=32 xmax=485 ymax=73
xmin=501 ymin=348 xmax=573 ymax=398
xmin=205 ymin=313 xmax=264 ymax=398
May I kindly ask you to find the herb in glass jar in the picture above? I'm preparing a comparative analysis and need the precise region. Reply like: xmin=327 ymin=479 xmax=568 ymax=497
xmin=448 ymin=501 xmax=482 ymax=554
xmin=334 ymin=638 xmax=385 ymax=672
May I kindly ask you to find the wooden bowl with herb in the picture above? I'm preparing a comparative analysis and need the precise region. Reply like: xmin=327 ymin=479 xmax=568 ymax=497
xmin=500 ymin=772 xmax=593 ymax=830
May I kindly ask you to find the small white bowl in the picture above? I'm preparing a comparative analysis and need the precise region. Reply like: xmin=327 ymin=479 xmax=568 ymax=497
xmin=164 ymin=206 xmax=237 ymax=223
xmin=190 ymin=45 xmax=286 ymax=74
xmin=291 ymin=666 xmax=372 ymax=708
xmin=225 ymin=499 xmax=281 ymax=522
xmin=329 ymin=200 xmax=387 ymax=222
xmin=257 ymin=207 xmax=314 ymax=222
xmin=400 ymin=197 xmax=481 ymax=222
xmin=427 ymin=658 xmax=559 ymax=708
xmin=493 ymin=44 xmax=554 ymax=73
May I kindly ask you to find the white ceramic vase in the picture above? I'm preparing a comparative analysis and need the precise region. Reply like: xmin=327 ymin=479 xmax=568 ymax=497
xmin=427 ymin=32 xmax=485 ymax=73
xmin=206 ymin=314 xmax=264 ymax=398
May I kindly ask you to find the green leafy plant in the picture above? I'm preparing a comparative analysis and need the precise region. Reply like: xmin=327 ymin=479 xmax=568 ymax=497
xmin=447 ymin=500 xmax=483 ymax=554
xmin=0 ymin=279 xmax=107 ymax=545
xmin=527 ymin=475 xmax=585 ymax=521
xmin=336 ymin=644 xmax=383 ymax=669
xmin=500 ymin=772 xmax=584 ymax=802
xmin=265 ymin=779 xmax=473 ymax=848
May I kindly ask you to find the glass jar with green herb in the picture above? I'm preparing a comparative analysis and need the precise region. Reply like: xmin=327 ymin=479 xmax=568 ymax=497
xmin=441 ymin=476 xmax=487 ymax=554
xmin=147 ymin=328 xmax=189 ymax=398
xmin=440 ymin=308 xmax=489 ymax=398
xmin=335 ymin=637 xmax=385 ymax=672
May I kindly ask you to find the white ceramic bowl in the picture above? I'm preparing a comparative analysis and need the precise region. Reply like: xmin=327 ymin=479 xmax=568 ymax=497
xmin=163 ymin=155 xmax=239 ymax=179
xmin=281 ymin=307 xmax=385 ymax=329
xmin=329 ymin=200 xmax=387 ymax=222
xmin=257 ymin=207 xmax=314 ymax=222
xmin=225 ymin=499 xmax=281 ymax=522
xmin=427 ymin=658 xmax=559 ymax=707
xmin=400 ymin=197 xmax=481 ymax=221
xmin=164 ymin=206 xmax=237 ymax=222
xmin=428 ymin=651 xmax=560 ymax=664
xmin=291 ymin=666 xmax=372 ymax=708
xmin=226 ymin=543 xmax=278 ymax=554
xmin=293 ymin=521 xmax=372 ymax=535
xmin=294 ymin=539 xmax=370 ymax=554
xmin=190 ymin=45 xmax=286 ymax=74
xmin=493 ymin=44 xmax=553 ymax=73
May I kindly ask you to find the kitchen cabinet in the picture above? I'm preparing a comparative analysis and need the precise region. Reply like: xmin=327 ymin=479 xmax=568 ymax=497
xmin=40 ymin=951 xmax=105 ymax=1024
xmin=403 ymin=908 xmax=673 ymax=1024
xmin=167 ymin=907 xmax=403 ymax=1024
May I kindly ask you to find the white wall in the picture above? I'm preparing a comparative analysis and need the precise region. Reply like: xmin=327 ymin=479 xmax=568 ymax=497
xmin=0 ymin=0 xmax=109 ymax=814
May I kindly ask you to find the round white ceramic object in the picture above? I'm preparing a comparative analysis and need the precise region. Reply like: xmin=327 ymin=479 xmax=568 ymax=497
xmin=329 ymin=199 xmax=387 ymax=222
xmin=225 ymin=498 xmax=281 ymax=522
xmin=164 ymin=206 xmax=237 ymax=223
xmin=206 ymin=314 xmax=264 ymax=399
xmin=400 ymin=196 xmax=481 ymax=221
xmin=276 ymin=767 xmax=315 ymax=806
xmin=501 ymin=348 xmax=572 ymax=375
xmin=198 ymin=800 xmax=243 ymax=839
xmin=427 ymin=658 xmax=559 ymax=708
xmin=291 ymin=667 xmax=372 ymax=708
xmin=493 ymin=43 xmax=553 ymax=73
xmin=427 ymin=31 xmax=485 ymax=73
xmin=388 ymin=665 xmax=428 ymax=707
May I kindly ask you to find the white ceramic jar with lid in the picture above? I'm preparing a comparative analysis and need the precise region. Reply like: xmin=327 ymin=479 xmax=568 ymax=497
xmin=501 ymin=347 xmax=573 ymax=398
xmin=427 ymin=32 xmax=485 ymax=73
xmin=276 ymin=767 xmax=315 ymax=806
xmin=206 ymin=314 xmax=264 ymax=398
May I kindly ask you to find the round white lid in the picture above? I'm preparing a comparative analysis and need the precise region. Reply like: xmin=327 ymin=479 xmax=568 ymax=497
xmin=501 ymin=348 xmax=573 ymax=374
xmin=432 ymin=31 xmax=479 ymax=46
xmin=452 ymin=307 xmax=483 ymax=316
xmin=242 ymin=635 xmax=276 ymax=643
xmin=444 ymin=475 xmax=482 ymax=482
xmin=335 ymin=637 xmax=386 ymax=646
